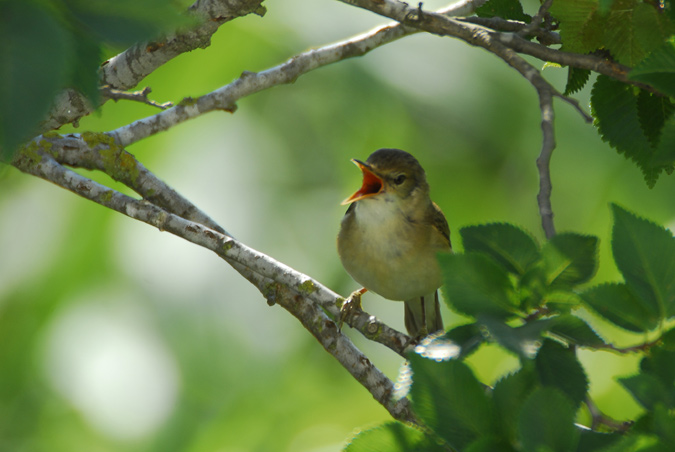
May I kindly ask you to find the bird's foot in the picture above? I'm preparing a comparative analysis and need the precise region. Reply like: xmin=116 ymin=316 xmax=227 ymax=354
xmin=338 ymin=287 xmax=367 ymax=332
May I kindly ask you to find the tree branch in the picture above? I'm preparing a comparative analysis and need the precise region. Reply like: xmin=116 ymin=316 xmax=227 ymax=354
xmin=41 ymin=0 xmax=266 ymax=132
xmin=12 ymin=144 xmax=416 ymax=423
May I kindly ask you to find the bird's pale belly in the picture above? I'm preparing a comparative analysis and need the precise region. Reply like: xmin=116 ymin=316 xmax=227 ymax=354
xmin=339 ymin=212 xmax=443 ymax=300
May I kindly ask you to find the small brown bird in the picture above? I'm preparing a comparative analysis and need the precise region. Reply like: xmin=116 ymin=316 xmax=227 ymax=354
xmin=337 ymin=149 xmax=451 ymax=337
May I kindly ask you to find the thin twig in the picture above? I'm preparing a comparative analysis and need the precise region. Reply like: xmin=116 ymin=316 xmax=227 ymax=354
xmin=101 ymin=86 xmax=174 ymax=110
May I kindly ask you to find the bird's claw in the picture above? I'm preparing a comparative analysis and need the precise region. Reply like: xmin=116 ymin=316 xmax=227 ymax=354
xmin=338 ymin=288 xmax=367 ymax=332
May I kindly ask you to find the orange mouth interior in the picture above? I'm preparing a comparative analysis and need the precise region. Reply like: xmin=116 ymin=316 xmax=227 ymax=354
xmin=341 ymin=160 xmax=383 ymax=205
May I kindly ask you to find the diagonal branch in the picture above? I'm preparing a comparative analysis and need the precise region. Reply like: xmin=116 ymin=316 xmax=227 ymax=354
xmin=12 ymin=145 xmax=416 ymax=423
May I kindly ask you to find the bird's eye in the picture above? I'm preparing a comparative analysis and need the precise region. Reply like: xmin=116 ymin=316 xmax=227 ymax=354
xmin=393 ymin=174 xmax=407 ymax=185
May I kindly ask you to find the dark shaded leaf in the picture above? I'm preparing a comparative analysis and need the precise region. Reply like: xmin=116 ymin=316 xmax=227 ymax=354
xmin=582 ymin=283 xmax=661 ymax=332
xmin=565 ymin=67 xmax=591 ymax=95
xmin=518 ymin=387 xmax=579 ymax=452
xmin=409 ymin=355 xmax=494 ymax=450
xmin=542 ymin=233 xmax=598 ymax=289
xmin=612 ymin=204 xmax=675 ymax=319
xmin=619 ymin=373 xmax=672 ymax=410
xmin=630 ymin=37 xmax=675 ymax=98
xmin=535 ymin=340 xmax=589 ymax=407
xmin=439 ymin=253 xmax=517 ymax=319
xmin=0 ymin=1 xmax=73 ymax=160
xmin=492 ymin=366 xmax=538 ymax=444
xmin=590 ymin=76 xmax=662 ymax=186
xmin=548 ymin=315 xmax=606 ymax=347
xmin=460 ymin=223 xmax=540 ymax=276
xmin=475 ymin=0 xmax=531 ymax=22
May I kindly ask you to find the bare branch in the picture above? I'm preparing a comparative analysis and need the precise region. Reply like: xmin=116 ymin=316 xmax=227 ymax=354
xmin=101 ymin=86 xmax=173 ymax=110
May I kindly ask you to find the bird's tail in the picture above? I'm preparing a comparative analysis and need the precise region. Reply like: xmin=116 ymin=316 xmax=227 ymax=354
xmin=404 ymin=291 xmax=444 ymax=337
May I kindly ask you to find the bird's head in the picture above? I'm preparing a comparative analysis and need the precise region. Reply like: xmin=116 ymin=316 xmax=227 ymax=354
xmin=341 ymin=148 xmax=429 ymax=205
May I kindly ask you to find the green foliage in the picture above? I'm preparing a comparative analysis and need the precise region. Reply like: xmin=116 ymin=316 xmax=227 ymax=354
xmin=549 ymin=0 xmax=675 ymax=186
xmin=0 ymin=0 xmax=190 ymax=161
xmin=590 ymin=75 xmax=675 ymax=187
xmin=346 ymin=205 xmax=675 ymax=451
xmin=475 ymin=0 xmax=530 ymax=22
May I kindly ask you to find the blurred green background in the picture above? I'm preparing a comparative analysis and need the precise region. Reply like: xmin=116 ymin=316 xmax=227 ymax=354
xmin=2 ymin=1 xmax=675 ymax=451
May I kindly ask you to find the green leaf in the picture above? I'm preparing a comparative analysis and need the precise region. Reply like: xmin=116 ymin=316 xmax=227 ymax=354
xmin=409 ymin=355 xmax=494 ymax=450
xmin=443 ymin=323 xmax=485 ymax=359
xmin=576 ymin=429 xmax=624 ymax=452
xmin=535 ymin=340 xmax=589 ymax=407
xmin=603 ymin=1 xmax=652 ymax=66
xmin=493 ymin=367 xmax=538 ymax=444
xmin=541 ymin=233 xmax=598 ymax=289
xmin=0 ymin=1 xmax=73 ymax=160
xmin=630 ymin=37 xmax=675 ymax=98
xmin=344 ymin=421 xmax=444 ymax=452
xmin=612 ymin=204 xmax=675 ymax=319
xmin=460 ymin=223 xmax=540 ymax=275
xmin=660 ymin=328 xmax=675 ymax=351
xmin=652 ymin=109 xmax=675 ymax=169
xmin=547 ymin=315 xmax=606 ymax=347
xmin=582 ymin=282 xmax=661 ymax=332
xmin=619 ymin=373 xmax=672 ymax=410
xmin=439 ymin=253 xmax=518 ymax=319
xmin=518 ymin=387 xmax=579 ymax=452
xmin=590 ymin=75 xmax=663 ymax=187
xmin=640 ymin=349 xmax=675 ymax=402
xmin=464 ymin=437 xmax=514 ymax=452
xmin=549 ymin=0 xmax=603 ymax=54
xmin=475 ymin=0 xmax=531 ymax=22
xmin=564 ymin=67 xmax=591 ymax=95
xmin=637 ymin=90 xmax=675 ymax=147
xmin=480 ymin=316 xmax=548 ymax=359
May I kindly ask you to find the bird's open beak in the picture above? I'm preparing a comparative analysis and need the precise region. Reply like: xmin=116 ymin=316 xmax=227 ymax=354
xmin=341 ymin=159 xmax=383 ymax=205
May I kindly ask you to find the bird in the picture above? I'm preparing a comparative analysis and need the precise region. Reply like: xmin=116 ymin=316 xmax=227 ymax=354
xmin=337 ymin=148 xmax=451 ymax=338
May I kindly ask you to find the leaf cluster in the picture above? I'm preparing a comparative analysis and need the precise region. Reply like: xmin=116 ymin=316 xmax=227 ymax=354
xmin=0 ymin=0 xmax=191 ymax=161
xmin=546 ymin=0 xmax=675 ymax=186
xmin=345 ymin=204 xmax=675 ymax=451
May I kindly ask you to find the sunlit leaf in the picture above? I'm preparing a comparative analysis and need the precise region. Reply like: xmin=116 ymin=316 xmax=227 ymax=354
xmin=344 ymin=422 xmax=443 ymax=452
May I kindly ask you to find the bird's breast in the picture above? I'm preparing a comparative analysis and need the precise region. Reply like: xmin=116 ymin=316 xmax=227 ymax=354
xmin=338 ymin=199 xmax=445 ymax=301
